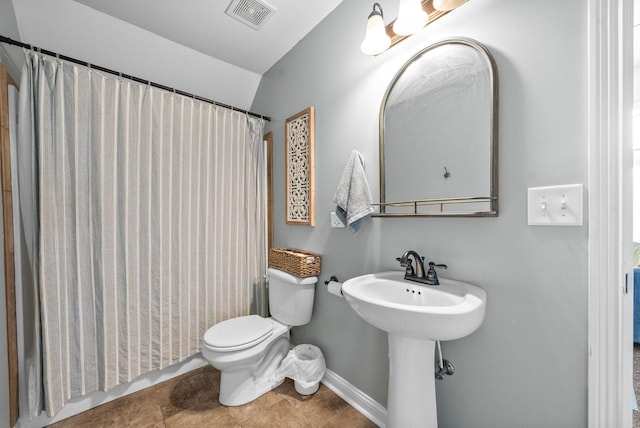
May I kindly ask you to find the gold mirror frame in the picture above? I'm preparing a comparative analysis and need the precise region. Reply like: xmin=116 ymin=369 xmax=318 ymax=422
xmin=376 ymin=38 xmax=499 ymax=217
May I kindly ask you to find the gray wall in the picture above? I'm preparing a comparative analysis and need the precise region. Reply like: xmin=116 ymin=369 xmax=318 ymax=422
xmin=251 ymin=0 xmax=588 ymax=427
xmin=0 ymin=0 xmax=24 ymax=82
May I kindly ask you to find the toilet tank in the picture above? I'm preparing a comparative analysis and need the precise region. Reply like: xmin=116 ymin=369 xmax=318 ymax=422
xmin=268 ymin=268 xmax=317 ymax=326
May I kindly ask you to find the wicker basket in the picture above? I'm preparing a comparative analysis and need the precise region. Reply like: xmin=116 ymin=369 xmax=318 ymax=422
xmin=269 ymin=248 xmax=321 ymax=278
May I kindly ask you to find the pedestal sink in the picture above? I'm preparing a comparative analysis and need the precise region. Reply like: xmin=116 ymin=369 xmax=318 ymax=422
xmin=341 ymin=271 xmax=486 ymax=428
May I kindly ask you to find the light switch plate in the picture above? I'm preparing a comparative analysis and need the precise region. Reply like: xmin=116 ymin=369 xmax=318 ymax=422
xmin=330 ymin=212 xmax=345 ymax=228
xmin=527 ymin=184 xmax=583 ymax=226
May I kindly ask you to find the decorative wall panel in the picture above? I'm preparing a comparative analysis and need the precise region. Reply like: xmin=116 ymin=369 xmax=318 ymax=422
xmin=285 ymin=107 xmax=315 ymax=225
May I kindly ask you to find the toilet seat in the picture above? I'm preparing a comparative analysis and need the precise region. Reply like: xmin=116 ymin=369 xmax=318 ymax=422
xmin=204 ymin=315 xmax=274 ymax=352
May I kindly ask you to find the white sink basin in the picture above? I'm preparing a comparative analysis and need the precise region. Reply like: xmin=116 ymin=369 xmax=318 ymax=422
xmin=341 ymin=271 xmax=486 ymax=341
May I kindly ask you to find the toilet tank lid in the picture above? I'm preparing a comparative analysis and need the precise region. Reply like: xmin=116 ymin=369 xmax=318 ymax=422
xmin=268 ymin=267 xmax=317 ymax=285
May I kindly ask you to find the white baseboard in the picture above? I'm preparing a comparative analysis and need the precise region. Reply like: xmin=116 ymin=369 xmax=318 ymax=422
xmin=321 ymin=368 xmax=387 ymax=428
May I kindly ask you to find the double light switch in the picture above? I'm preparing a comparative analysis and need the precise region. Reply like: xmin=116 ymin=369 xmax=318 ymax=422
xmin=527 ymin=184 xmax=583 ymax=226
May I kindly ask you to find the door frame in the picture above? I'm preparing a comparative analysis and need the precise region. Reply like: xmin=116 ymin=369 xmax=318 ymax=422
xmin=265 ymin=131 xmax=274 ymax=250
xmin=587 ymin=0 xmax=634 ymax=426
xmin=0 ymin=63 xmax=18 ymax=428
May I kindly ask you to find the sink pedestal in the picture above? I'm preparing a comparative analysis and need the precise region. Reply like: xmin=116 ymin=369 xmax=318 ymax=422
xmin=387 ymin=335 xmax=437 ymax=428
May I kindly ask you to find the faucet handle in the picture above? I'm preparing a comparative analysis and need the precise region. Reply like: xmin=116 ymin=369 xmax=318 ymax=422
xmin=425 ymin=262 xmax=447 ymax=285
xmin=396 ymin=256 xmax=415 ymax=276
xmin=428 ymin=262 xmax=448 ymax=270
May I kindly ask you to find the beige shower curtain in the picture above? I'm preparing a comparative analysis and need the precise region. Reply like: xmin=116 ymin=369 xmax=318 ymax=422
xmin=18 ymin=51 xmax=267 ymax=416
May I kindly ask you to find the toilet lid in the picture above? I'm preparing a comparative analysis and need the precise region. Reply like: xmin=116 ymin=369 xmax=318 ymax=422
xmin=203 ymin=315 xmax=274 ymax=352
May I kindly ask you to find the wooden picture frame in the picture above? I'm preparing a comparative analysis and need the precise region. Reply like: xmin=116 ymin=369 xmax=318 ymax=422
xmin=285 ymin=106 xmax=315 ymax=226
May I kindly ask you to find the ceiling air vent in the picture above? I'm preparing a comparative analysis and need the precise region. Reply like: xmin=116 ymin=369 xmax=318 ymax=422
xmin=225 ymin=0 xmax=275 ymax=31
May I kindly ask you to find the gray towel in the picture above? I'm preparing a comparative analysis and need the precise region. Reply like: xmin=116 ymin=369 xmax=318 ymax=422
xmin=333 ymin=150 xmax=374 ymax=234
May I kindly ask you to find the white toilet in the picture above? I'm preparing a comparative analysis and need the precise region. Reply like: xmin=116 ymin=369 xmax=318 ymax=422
xmin=201 ymin=267 xmax=318 ymax=406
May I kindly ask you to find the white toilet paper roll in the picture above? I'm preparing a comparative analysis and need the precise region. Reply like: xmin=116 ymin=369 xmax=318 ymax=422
xmin=327 ymin=280 xmax=343 ymax=297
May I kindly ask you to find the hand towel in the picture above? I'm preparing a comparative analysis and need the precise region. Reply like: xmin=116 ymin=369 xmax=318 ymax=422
xmin=333 ymin=150 xmax=374 ymax=234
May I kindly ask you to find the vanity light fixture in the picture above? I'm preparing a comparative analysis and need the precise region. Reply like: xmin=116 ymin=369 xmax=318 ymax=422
xmin=393 ymin=0 xmax=428 ymax=36
xmin=361 ymin=0 xmax=471 ymax=56
xmin=361 ymin=3 xmax=391 ymax=56
xmin=432 ymin=0 xmax=468 ymax=11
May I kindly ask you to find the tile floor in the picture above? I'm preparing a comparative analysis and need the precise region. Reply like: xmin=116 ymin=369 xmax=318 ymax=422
xmin=47 ymin=366 xmax=378 ymax=427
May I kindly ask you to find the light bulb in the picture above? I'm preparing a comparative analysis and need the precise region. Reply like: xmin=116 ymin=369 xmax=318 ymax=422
xmin=393 ymin=0 xmax=428 ymax=36
xmin=361 ymin=3 xmax=391 ymax=56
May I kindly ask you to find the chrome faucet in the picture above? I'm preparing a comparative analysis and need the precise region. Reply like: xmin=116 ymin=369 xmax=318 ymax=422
xmin=397 ymin=250 xmax=447 ymax=286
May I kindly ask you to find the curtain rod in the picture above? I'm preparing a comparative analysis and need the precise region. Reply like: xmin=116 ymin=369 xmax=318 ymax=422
xmin=0 ymin=35 xmax=271 ymax=122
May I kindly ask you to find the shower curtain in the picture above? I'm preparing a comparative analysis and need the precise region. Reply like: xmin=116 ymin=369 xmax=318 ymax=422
xmin=17 ymin=51 xmax=267 ymax=417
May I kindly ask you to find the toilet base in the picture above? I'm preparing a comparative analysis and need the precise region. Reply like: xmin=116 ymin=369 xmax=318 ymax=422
xmin=219 ymin=369 xmax=286 ymax=406
xmin=218 ymin=336 xmax=290 ymax=406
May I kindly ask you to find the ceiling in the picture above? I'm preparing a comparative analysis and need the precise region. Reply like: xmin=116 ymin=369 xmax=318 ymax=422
xmin=71 ymin=0 xmax=344 ymax=75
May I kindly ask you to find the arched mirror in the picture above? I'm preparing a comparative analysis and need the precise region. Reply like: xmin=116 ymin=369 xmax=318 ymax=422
xmin=377 ymin=38 xmax=498 ymax=217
